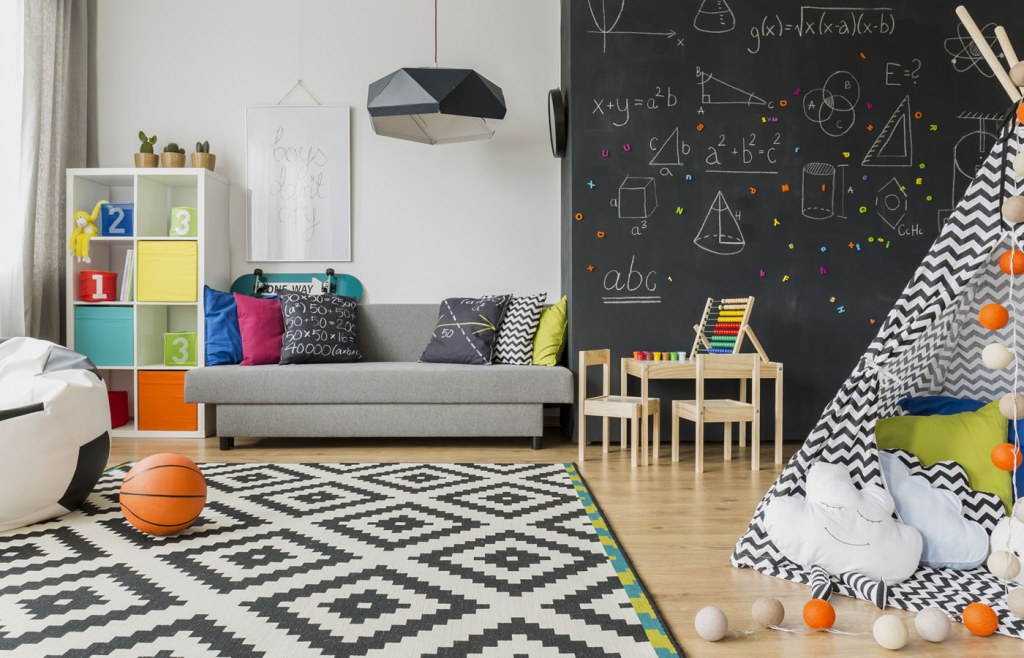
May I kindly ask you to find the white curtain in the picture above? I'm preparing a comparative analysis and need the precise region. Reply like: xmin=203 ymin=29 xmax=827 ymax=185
xmin=0 ymin=1 xmax=25 ymax=337
xmin=10 ymin=0 xmax=88 ymax=341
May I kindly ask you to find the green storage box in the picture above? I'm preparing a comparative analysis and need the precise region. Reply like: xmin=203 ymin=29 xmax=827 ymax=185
xmin=163 ymin=331 xmax=198 ymax=366
xmin=169 ymin=206 xmax=198 ymax=237
xmin=75 ymin=306 xmax=134 ymax=366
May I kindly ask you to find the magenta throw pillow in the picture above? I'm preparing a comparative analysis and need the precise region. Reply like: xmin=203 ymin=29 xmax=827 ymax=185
xmin=233 ymin=293 xmax=284 ymax=366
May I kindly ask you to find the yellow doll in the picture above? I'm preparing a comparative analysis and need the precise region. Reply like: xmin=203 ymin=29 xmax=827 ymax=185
xmin=69 ymin=200 xmax=106 ymax=263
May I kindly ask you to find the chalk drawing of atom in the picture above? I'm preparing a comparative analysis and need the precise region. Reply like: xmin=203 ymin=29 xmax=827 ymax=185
xmin=944 ymin=22 xmax=1000 ymax=77
xmin=802 ymin=70 xmax=860 ymax=138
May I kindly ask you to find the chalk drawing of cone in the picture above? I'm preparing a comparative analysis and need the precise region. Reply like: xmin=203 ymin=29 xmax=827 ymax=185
xmin=693 ymin=0 xmax=736 ymax=34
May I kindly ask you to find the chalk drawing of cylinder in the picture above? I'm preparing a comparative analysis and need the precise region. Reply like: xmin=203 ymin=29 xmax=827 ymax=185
xmin=801 ymin=162 xmax=836 ymax=220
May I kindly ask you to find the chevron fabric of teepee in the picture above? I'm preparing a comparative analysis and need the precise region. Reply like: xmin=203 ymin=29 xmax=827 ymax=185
xmin=733 ymin=124 xmax=1024 ymax=638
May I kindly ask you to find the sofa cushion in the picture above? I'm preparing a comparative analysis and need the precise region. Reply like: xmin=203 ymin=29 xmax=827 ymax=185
xmin=279 ymin=291 xmax=361 ymax=365
xmin=186 ymin=362 xmax=573 ymax=405
xmin=420 ymin=296 xmax=511 ymax=365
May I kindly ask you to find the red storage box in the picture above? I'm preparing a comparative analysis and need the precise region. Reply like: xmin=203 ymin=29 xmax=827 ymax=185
xmin=79 ymin=270 xmax=118 ymax=302
xmin=137 ymin=371 xmax=197 ymax=432
xmin=107 ymin=390 xmax=129 ymax=428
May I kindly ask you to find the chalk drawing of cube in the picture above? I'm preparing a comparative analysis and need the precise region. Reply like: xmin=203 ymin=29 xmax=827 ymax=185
xmin=618 ymin=176 xmax=657 ymax=219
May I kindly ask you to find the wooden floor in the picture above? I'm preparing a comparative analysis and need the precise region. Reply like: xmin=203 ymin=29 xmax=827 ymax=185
xmin=108 ymin=432 xmax=1021 ymax=657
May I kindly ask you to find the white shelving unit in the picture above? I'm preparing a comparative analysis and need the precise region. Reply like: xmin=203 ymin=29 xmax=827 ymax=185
xmin=65 ymin=168 xmax=230 ymax=438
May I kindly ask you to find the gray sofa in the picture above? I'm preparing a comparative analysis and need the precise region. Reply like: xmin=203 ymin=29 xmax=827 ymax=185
xmin=185 ymin=304 xmax=574 ymax=450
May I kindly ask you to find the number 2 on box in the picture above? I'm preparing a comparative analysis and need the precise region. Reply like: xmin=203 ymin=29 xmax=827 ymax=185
xmin=108 ymin=207 xmax=126 ymax=234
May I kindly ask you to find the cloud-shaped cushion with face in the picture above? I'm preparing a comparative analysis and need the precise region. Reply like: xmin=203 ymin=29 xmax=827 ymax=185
xmin=878 ymin=451 xmax=988 ymax=569
xmin=763 ymin=462 xmax=923 ymax=584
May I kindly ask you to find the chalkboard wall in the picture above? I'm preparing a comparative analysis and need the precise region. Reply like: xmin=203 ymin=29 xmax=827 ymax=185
xmin=564 ymin=0 xmax=1023 ymax=444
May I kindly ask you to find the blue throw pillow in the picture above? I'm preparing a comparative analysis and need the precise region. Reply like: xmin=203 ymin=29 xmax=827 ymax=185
xmin=898 ymin=395 xmax=1023 ymax=499
xmin=204 ymin=286 xmax=243 ymax=365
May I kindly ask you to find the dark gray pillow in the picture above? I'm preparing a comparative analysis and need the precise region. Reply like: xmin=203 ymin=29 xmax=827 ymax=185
xmin=420 ymin=296 xmax=511 ymax=365
xmin=278 ymin=290 xmax=361 ymax=364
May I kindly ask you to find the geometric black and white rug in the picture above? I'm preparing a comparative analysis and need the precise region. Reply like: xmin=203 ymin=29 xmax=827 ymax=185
xmin=0 ymin=462 xmax=682 ymax=657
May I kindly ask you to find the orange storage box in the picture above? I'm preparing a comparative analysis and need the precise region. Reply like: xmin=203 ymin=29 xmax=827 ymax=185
xmin=137 ymin=370 xmax=197 ymax=431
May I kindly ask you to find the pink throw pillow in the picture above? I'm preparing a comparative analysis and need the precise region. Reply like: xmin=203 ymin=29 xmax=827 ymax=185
xmin=233 ymin=293 xmax=284 ymax=366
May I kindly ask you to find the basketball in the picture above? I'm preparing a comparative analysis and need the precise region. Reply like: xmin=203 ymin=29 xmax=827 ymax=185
xmin=119 ymin=453 xmax=207 ymax=536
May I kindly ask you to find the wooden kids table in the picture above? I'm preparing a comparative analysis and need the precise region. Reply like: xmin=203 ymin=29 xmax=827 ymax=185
xmin=620 ymin=357 xmax=784 ymax=467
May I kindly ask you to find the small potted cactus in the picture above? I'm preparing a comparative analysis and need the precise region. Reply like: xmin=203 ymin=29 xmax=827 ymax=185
xmin=160 ymin=142 xmax=186 ymax=168
xmin=191 ymin=140 xmax=216 ymax=172
xmin=135 ymin=131 xmax=158 ymax=167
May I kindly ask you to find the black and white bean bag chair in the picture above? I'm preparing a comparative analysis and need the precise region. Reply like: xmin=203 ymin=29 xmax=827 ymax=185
xmin=0 ymin=337 xmax=110 ymax=531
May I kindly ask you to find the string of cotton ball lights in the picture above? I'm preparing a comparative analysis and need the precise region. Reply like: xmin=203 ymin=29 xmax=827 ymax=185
xmin=693 ymin=599 xmax=964 ymax=649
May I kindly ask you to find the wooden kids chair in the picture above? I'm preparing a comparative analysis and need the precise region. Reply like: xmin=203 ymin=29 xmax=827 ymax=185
xmin=578 ymin=349 xmax=660 ymax=467
xmin=671 ymin=353 xmax=760 ymax=473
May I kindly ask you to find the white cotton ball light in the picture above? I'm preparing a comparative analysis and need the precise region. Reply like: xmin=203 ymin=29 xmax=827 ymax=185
xmin=1009 ymin=587 xmax=1024 ymax=618
xmin=915 ymin=607 xmax=951 ymax=642
xmin=988 ymin=550 xmax=1022 ymax=580
xmin=1005 ymin=196 xmax=1024 ymax=224
xmin=694 ymin=606 xmax=729 ymax=641
xmin=1001 ymin=393 xmax=1024 ymax=421
xmin=983 ymin=343 xmax=1014 ymax=370
xmin=751 ymin=597 xmax=785 ymax=627
xmin=1011 ymin=62 xmax=1024 ymax=88
xmin=873 ymin=614 xmax=909 ymax=650
xmin=1015 ymin=152 xmax=1024 ymax=179
xmin=1014 ymin=500 xmax=1024 ymax=525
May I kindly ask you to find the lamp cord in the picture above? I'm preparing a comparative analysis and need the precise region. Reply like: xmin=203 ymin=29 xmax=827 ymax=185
xmin=434 ymin=0 xmax=438 ymax=67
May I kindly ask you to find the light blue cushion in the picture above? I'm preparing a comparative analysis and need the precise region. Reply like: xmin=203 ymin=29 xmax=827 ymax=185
xmin=879 ymin=451 xmax=988 ymax=569
xmin=204 ymin=286 xmax=243 ymax=366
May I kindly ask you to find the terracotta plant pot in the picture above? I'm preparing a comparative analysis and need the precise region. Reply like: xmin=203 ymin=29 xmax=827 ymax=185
xmin=160 ymin=152 xmax=186 ymax=168
xmin=134 ymin=153 xmax=158 ymax=168
xmin=191 ymin=152 xmax=216 ymax=172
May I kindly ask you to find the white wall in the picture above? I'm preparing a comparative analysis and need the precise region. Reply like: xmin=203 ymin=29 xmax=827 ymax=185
xmin=92 ymin=0 xmax=560 ymax=303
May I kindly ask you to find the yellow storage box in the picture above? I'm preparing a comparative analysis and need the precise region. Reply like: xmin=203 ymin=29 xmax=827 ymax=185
xmin=137 ymin=241 xmax=197 ymax=302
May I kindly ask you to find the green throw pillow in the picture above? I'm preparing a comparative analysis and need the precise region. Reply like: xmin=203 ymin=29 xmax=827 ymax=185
xmin=875 ymin=401 xmax=1011 ymax=512
xmin=532 ymin=295 xmax=567 ymax=366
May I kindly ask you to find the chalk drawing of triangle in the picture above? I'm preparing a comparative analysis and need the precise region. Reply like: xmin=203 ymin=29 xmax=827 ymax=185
xmin=862 ymin=96 xmax=913 ymax=167
xmin=650 ymin=127 xmax=683 ymax=166
xmin=694 ymin=191 xmax=745 ymax=255
xmin=700 ymin=72 xmax=766 ymax=106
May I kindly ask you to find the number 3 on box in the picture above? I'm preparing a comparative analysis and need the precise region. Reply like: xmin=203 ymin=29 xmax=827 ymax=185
xmin=172 ymin=209 xmax=191 ymax=236
xmin=171 ymin=337 xmax=189 ymax=364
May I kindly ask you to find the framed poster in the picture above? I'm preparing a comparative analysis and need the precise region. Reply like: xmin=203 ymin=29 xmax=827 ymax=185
xmin=246 ymin=105 xmax=351 ymax=261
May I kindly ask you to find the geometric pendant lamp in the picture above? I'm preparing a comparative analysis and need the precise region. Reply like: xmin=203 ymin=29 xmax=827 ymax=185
xmin=366 ymin=1 xmax=506 ymax=145
xmin=367 ymin=67 xmax=506 ymax=144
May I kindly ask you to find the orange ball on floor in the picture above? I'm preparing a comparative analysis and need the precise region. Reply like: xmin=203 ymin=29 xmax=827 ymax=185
xmin=119 ymin=453 xmax=207 ymax=536
xmin=803 ymin=598 xmax=835 ymax=630
xmin=992 ymin=443 xmax=1023 ymax=471
xmin=979 ymin=304 xmax=1010 ymax=331
xmin=962 ymin=602 xmax=999 ymax=636
xmin=1001 ymin=250 xmax=1024 ymax=276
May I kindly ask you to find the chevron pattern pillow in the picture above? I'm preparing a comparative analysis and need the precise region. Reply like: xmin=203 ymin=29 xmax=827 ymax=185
xmin=494 ymin=293 xmax=547 ymax=365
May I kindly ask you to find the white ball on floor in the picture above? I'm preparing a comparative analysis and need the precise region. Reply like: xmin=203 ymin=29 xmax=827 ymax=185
xmin=1005 ymin=196 xmax=1024 ymax=224
xmin=983 ymin=343 xmax=1014 ymax=370
xmin=1008 ymin=587 xmax=1024 ymax=618
xmin=915 ymin=607 xmax=950 ymax=642
xmin=988 ymin=550 xmax=1021 ymax=580
xmin=873 ymin=615 xmax=909 ymax=650
xmin=751 ymin=597 xmax=785 ymax=626
xmin=1015 ymin=152 xmax=1024 ymax=178
xmin=1011 ymin=62 xmax=1024 ymax=88
xmin=695 ymin=606 xmax=728 ymax=641
xmin=1001 ymin=393 xmax=1024 ymax=420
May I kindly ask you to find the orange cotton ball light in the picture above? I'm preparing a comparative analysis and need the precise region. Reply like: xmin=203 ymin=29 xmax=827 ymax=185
xmin=962 ymin=602 xmax=999 ymax=636
xmin=980 ymin=304 xmax=1010 ymax=330
xmin=1001 ymin=250 xmax=1024 ymax=276
xmin=803 ymin=598 xmax=836 ymax=630
xmin=1018 ymin=103 xmax=1024 ymax=127
xmin=992 ymin=443 xmax=1023 ymax=471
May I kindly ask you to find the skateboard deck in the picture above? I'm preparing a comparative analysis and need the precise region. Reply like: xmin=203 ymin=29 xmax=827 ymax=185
xmin=230 ymin=271 xmax=364 ymax=300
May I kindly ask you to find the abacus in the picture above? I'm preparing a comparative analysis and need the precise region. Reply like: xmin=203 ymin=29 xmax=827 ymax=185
xmin=690 ymin=296 xmax=768 ymax=361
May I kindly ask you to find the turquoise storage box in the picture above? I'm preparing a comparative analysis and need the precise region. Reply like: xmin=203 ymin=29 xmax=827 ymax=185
xmin=74 ymin=306 xmax=134 ymax=366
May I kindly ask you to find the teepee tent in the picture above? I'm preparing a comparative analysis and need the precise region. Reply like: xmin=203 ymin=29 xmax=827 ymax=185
xmin=733 ymin=108 xmax=1024 ymax=637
